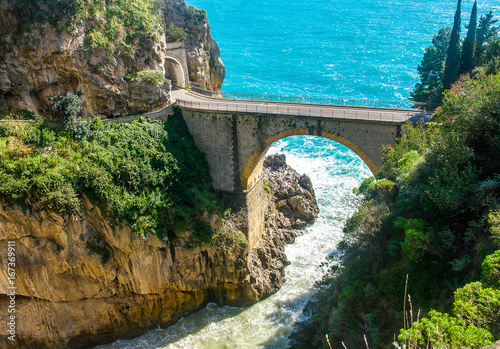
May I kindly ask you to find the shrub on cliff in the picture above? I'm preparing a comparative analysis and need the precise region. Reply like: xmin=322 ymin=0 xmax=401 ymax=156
xmin=0 ymin=115 xmax=220 ymax=237
xmin=166 ymin=23 xmax=187 ymax=42
xmin=126 ymin=70 xmax=166 ymax=86
xmin=8 ymin=0 xmax=162 ymax=53
xmin=49 ymin=92 xmax=89 ymax=139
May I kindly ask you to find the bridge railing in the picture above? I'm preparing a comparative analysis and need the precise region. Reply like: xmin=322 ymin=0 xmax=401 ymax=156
xmin=188 ymin=85 xmax=414 ymax=109
xmin=222 ymin=92 xmax=413 ymax=109
xmin=176 ymin=98 xmax=416 ymax=123
xmin=190 ymin=85 xmax=221 ymax=97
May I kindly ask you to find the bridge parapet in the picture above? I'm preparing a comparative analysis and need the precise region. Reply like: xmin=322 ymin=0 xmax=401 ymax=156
xmin=176 ymin=98 xmax=414 ymax=124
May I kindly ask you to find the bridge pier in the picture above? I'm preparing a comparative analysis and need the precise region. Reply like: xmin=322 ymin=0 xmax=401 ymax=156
xmin=218 ymin=179 xmax=265 ymax=249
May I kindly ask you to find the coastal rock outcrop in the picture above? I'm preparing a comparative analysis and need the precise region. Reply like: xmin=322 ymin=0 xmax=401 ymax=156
xmin=0 ymin=196 xmax=254 ymax=349
xmin=263 ymin=154 xmax=319 ymax=230
xmin=246 ymin=154 xmax=319 ymax=299
xmin=0 ymin=0 xmax=224 ymax=118
xmin=164 ymin=0 xmax=226 ymax=91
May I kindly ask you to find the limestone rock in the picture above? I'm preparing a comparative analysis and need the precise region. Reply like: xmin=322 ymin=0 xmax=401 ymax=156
xmin=245 ymin=154 xmax=319 ymax=299
xmin=0 ymin=197 xmax=252 ymax=349
xmin=0 ymin=154 xmax=318 ymax=348
xmin=163 ymin=0 xmax=225 ymax=92
xmin=263 ymin=154 xmax=319 ymax=229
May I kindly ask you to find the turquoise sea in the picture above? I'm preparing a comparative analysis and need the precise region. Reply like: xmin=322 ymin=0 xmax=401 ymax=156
xmin=98 ymin=1 xmax=500 ymax=347
xmin=193 ymin=0 xmax=498 ymax=102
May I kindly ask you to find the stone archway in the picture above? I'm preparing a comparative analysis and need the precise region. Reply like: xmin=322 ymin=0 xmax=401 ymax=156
xmin=164 ymin=56 xmax=188 ymax=88
xmin=241 ymin=128 xmax=379 ymax=191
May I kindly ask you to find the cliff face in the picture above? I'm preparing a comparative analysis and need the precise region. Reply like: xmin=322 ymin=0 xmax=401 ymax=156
xmin=0 ymin=0 xmax=224 ymax=118
xmin=0 ymin=196 xmax=254 ymax=349
xmin=0 ymin=154 xmax=318 ymax=348
xmin=164 ymin=0 xmax=225 ymax=91
xmin=248 ymin=154 xmax=319 ymax=298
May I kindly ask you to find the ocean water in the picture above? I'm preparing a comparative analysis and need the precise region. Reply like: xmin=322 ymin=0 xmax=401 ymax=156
xmin=195 ymin=0 xmax=498 ymax=102
xmin=98 ymin=0 xmax=500 ymax=348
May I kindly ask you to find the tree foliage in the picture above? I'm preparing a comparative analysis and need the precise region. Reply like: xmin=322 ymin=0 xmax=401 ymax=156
xmin=443 ymin=0 xmax=462 ymax=90
xmin=49 ymin=92 xmax=89 ymax=139
xmin=166 ymin=23 xmax=187 ymax=42
xmin=411 ymin=2 xmax=500 ymax=106
xmin=410 ymin=27 xmax=451 ymax=105
xmin=459 ymin=1 xmax=477 ymax=75
xmin=305 ymin=71 xmax=500 ymax=349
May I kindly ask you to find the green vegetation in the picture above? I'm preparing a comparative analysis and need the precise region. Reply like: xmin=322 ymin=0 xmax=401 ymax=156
xmin=166 ymin=23 xmax=187 ymax=42
xmin=82 ymin=0 xmax=161 ymax=52
xmin=185 ymin=5 xmax=207 ymax=26
xmin=9 ymin=0 xmax=162 ymax=53
xmin=10 ymin=0 xmax=86 ymax=32
xmin=0 ymin=108 xmax=37 ymax=121
xmin=442 ymin=0 xmax=462 ymax=91
xmin=126 ymin=70 xmax=166 ymax=86
xmin=302 ymin=71 xmax=500 ymax=348
xmin=459 ymin=1 xmax=477 ymax=75
xmin=0 ymin=111 xmax=221 ymax=238
xmin=49 ymin=92 xmax=88 ymax=139
xmin=411 ymin=1 xmax=500 ymax=106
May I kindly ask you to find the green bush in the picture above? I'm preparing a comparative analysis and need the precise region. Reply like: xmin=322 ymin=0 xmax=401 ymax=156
xmin=0 ymin=115 xmax=219 ymax=237
xmin=126 ymin=70 xmax=166 ymax=86
xmin=166 ymin=23 xmax=187 ymax=42
xmin=186 ymin=5 xmax=207 ymax=25
xmin=49 ymin=92 xmax=88 ymax=139
xmin=399 ymin=310 xmax=493 ymax=349
xmin=313 ymin=72 xmax=500 ymax=348
xmin=482 ymin=250 xmax=500 ymax=287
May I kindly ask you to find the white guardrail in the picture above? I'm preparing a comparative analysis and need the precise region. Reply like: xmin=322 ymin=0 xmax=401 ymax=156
xmin=175 ymin=98 xmax=414 ymax=123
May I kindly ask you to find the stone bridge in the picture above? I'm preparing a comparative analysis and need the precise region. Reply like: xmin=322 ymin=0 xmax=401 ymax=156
xmin=172 ymin=89 xmax=427 ymax=248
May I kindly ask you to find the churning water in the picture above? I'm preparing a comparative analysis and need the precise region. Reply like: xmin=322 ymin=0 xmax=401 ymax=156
xmin=98 ymin=0 xmax=500 ymax=347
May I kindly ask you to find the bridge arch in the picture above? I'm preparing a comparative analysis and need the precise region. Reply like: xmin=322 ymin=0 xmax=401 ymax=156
xmin=241 ymin=128 xmax=379 ymax=190
xmin=165 ymin=55 xmax=188 ymax=88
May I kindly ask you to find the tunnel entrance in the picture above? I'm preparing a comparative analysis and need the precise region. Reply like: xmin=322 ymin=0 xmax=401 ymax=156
xmin=165 ymin=57 xmax=186 ymax=88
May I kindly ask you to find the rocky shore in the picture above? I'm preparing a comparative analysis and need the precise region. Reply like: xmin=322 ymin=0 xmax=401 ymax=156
xmin=0 ymin=154 xmax=318 ymax=348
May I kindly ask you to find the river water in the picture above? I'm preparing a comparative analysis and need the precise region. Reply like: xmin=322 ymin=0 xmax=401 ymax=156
xmin=98 ymin=0 xmax=500 ymax=347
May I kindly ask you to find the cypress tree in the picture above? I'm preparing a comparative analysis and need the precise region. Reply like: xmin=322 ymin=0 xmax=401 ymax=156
xmin=459 ymin=1 xmax=477 ymax=75
xmin=443 ymin=0 xmax=462 ymax=91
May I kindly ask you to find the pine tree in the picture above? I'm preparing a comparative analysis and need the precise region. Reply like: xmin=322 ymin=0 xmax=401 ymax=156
xmin=443 ymin=0 xmax=462 ymax=91
xmin=410 ymin=27 xmax=451 ymax=105
xmin=459 ymin=1 xmax=477 ymax=75
xmin=475 ymin=11 xmax=500 ymax=66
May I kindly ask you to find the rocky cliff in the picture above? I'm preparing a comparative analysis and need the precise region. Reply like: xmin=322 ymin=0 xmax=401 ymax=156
xmin=164 ymin=0 xmax=225 ymax=91
xmin=0 ymin=0 xmax=224 ymax=119
xmin=0 ymin=154 xmax=317 ymax=348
